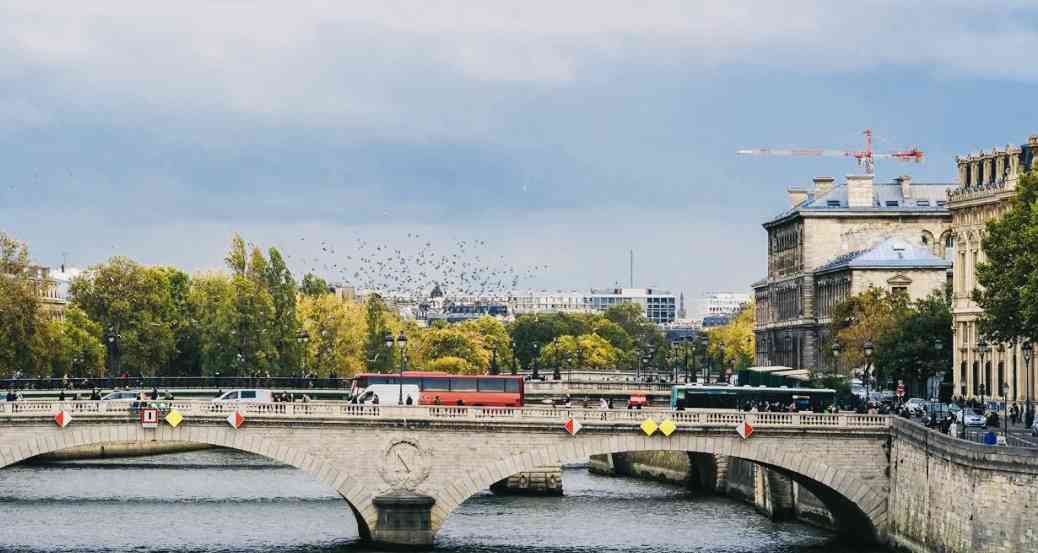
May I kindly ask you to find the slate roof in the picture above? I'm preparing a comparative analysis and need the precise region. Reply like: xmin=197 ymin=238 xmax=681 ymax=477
xmin=768 ymin=180 xmax=956 ymax=224
xmin=814 ymin=237 xmax=951 ymax=274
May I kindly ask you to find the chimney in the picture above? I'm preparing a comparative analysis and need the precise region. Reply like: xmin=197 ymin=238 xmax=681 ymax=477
xmin=846 ymin=175 xmax=874 ymax=208
xmin=896 ymin=175 xmax=912 ymax=200
xmin=813 ymin=176 xmax=835 ymax=196
xmin=787 ymin=187 xmax=809 ymax=207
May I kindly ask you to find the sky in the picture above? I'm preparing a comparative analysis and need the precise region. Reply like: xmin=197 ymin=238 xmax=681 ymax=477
xmin=3 ymin=1 xmax=1038 ymax=312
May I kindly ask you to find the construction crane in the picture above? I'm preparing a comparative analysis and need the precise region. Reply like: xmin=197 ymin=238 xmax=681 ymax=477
xmin=736 ymin=129 xmax=923 ymax=175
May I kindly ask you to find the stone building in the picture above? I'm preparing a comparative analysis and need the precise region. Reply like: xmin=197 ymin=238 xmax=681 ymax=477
xmin=949 ymin=135 xmax=1038 ymax=403
xmin=753 ymin=175 xmax=956 ymax=371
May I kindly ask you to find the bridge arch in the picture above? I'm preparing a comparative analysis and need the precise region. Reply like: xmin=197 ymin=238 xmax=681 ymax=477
xmin=0 ymin=424 xmax=376 ymax=540
xmin=432 ymin=433 xmax=887 ymax=543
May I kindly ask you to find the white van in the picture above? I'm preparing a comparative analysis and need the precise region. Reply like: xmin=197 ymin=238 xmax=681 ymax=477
xmin=211 ymin=389 xmax=274 ymax=403
xmin=354 ymin=384 xmax=419 ymax=406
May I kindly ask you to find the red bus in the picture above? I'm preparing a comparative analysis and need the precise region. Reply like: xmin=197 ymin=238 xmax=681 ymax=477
xmin=351 ymin=371 xmax=524 ymax=407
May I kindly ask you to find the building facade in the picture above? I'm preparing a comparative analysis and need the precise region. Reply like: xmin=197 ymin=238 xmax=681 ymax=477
xmin=753 ymin=175 xmax=955 ymax=371
xmin=700 ymin=292 xmax=751 ymax=319
xmin=509 ymin=288 xmax=677 ymax=324
xmin=949 ymin=135 xmax=1038 ymax=402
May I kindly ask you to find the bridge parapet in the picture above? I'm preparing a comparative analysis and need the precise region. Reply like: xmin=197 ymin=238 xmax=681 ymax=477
xmin=0 ymin=400 xmax=890 ymax=430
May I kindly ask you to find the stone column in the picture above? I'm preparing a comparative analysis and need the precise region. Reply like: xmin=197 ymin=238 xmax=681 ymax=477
xmin=372 ymin=493 xmax=436 ymax=547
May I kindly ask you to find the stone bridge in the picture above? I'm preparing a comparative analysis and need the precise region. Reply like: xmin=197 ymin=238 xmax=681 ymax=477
xmin=5 ymin=402 xmax=1038 ymax=552
xmin=0 ymin=400 xmax=892 ymax=546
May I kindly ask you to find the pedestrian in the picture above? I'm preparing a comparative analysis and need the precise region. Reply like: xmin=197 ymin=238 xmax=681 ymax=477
xmin=151 ymin=387 xmax=159 ymax=400
xmin=58 ymin=389 xmax=65 ymax=401
xmin=1011 ymin=403 xmax=1019 ymax=426
xmin=405 ymin=395 xmax=413 ymax=406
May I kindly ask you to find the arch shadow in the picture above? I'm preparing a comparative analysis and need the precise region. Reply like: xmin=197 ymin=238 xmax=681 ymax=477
xmin=0 ymin=424 xmax=374 ymax=540
xmin=435 ymin=435 xmax=887 ymax=544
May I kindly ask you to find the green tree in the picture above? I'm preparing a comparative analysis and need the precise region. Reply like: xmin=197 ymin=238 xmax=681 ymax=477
xmin=69 ymin=257 xmax=177 ymax=376
xmin=873 ymin=290 xmax=953 ymax=395
xmin=415 ymin=326 xmax=488 ymax=371
xmin=539 ymin=334 xmax=619 ymax=371
xmin=827 ymin=287 xmax=910 ymax=374
xmin=301 ymin=273 xmax=330 ymax=297
xmin=459 ymin=316 xmax=513 ymax=370
xmin=298 ymin=294 xmax=364 ymax=377
xmin=975 ymin=171 xmax=1038 ymax=344
xmin=265 ymin=248 xmax=301 ymax=373
xmin=0 ymin=232 xmax=42 ymax=376
xmin=41 ymin=307 xmax=106 ymax=378
xmin=365 ymin=294 xmax=392 ymax=372
xmin=187 ymin=272 xmax=238 ymax=376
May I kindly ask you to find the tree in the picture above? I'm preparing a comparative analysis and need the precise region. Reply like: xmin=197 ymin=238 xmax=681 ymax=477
xmin=298 ymin=294 xmax=367 ymax=377
xmin=459 ymin=316 xmax=514 ymax=369
xmin=69 ymin=257 xmax=177 ymax=376
xmin=873 ymin=290 xmax=953 ymax=396
xmin=427 ymin=356 xmax=475 ymax=374
xmin=0 ymin=232 xmax=42 ymax=376
xmin=706 ymin=304 xmax=755 ymax=371
xmin=40 ymin=307 xmax=106 ymax=378
xmin=414 ymin=326 xmax=488 ymax=371
xmin=539 ymin=334 xmax=619 ymax=371
xmin=265 ymin=248 xmax=301 ymax=372
xmin=827 ymin=287 xmax=910 ymax=374
xmin=301 ymin=273 xmax=330 ymax=297
xmin=975 ymin=171 xmax=1038 ymax=344
xmin=604 ymin=303 xmax=665 ymax=359
xmin=187 ymin=272 xmax=238 ymax=377
xmin=365 ymin=294 xmax=392 ymax=372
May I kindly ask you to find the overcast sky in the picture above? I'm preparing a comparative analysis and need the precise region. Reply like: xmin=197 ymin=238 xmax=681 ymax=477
xmin=4 ymin=2 xmax=1037 ymax=308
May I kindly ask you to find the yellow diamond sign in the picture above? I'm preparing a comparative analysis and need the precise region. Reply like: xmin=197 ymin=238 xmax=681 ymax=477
xmin=165 ymin=409 xmax=183 ymax=428
xmin=640 ymin=418 xmax=658 ymax=436
xmin=659 ymin=419 xmax=677 ymax=437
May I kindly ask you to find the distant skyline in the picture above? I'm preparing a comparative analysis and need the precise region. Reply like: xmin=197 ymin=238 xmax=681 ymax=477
xmin=4 ymin=2 xmax=1037 ymax=300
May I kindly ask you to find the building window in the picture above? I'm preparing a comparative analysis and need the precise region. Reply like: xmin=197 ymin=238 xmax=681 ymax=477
xmin=917 ymin=200 xmax=930 ymax=207
xmin=886 ymin=200 xmax=899 ymax=207
xmin=891 ymin=286 xmax=908 ymax=296
xmin=827 ymin=200 xmax=841 ymax=207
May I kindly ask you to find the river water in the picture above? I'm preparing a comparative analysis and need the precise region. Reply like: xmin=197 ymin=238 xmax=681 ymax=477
xmin=0 ymin=449 xmax=885 ymax=553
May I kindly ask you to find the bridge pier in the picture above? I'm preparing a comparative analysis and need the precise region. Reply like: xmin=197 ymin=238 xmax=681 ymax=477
xmin=372 ymin=493 xmax=436 ymax=548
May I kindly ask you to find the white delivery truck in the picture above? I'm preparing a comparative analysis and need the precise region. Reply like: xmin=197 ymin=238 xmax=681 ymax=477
xmin=353 ymin=384 xmax=419 ymax=406
xmin=211 ymin=389 xmax=274 ymax=403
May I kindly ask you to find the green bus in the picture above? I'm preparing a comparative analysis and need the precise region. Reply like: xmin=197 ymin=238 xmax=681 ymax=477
xmin=670 ymin=385 xmax=836 ymax=412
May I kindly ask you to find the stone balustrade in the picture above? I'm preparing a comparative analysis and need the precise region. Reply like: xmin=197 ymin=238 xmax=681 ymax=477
xmin=0 ymin=400 xmax=890 ymax=429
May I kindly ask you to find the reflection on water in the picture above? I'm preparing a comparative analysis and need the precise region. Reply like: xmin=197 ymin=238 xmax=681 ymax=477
xmin=0 ymin=449 xmax=884 ymax=553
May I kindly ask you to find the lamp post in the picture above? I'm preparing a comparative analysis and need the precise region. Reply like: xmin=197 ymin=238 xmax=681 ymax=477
xmin=1002 ymin=381 xmax=1010 ymax=437
xmin=831 ymin=341 xmax=841 ymax=378
xmin=978 ymin=338 xmax=990 ymax=406
xmin=960 ymin=382 xmax=968 ymax=440
xmin=933 ymin=338 xmax=943 ymax=401
xmin=393 ymin=331 xmax=407 ymax=405
xmin=1024 ymin=344 xmax=1033 ymax=427
xmin=105 ymin=326 xmax=121 ymax=378
xmin=490 ymin=349 xmax=499 ymax=376
xmin=863 ymin=340 xmax=874 ymax=407
xmin=690 ymin=341 xmax=698 ymax=384
xmin=297 ymin=330 xmax=310 ymax=374
xmin=383 ymin=332 xmax=394 ymax=375
xmin=531 ymin=342 xmax=540 ymax=380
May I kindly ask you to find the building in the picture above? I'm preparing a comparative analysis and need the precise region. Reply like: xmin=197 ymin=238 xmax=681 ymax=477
xmin=753 ymin=174 xmax=956 ymax=371
xmin=699 ymin=292 xmax=751 ymax=321
xmin=508 ymin=287 xmax=677 ymax=325
xmin=949 ymin=135 xmax=1038 ymax=402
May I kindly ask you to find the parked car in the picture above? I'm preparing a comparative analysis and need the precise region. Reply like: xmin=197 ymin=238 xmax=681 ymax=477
xmin=958 ymin=407 xmax=986 ymax=427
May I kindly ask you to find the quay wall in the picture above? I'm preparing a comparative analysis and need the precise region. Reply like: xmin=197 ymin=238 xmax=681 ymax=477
xmin=31 ymin=440 xmax=212 ymax=461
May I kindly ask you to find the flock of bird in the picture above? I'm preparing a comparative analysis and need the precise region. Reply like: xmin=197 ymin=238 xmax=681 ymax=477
xmin=283 ymin=234 xmax=549 ymax=300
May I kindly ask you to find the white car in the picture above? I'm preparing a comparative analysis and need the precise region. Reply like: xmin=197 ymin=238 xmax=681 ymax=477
xmin=958 ymin=408 xmax=986 ymax=427
xmin=904 ymin=398 xmax=928 ymax=416
xmin=211 ymin=389 xmax=274 ymax=403
xmin=101 ymin=390 xmax=140 ymax=401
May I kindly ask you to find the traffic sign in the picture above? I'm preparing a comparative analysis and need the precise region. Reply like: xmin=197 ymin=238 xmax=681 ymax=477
xmin=563 ymin=417 xmax=582 ymax=435
xmin=736 ymin=419 xmax=753 ymax=439
xmin=141 ymin=408 xmax=159 ymax=429
xmin=226 ymin=411 xmax=245 ymax=429
xmin=54 ymin=410 xmax=72 ymax=428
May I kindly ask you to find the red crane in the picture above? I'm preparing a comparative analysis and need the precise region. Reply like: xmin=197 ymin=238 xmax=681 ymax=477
xmin=736 ymin=129 xmax=923 ymax=175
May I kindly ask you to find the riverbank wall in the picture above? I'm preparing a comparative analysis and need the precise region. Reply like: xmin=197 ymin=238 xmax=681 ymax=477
xmin=31 ymin=441 xmax=211 ymax=462
xmin=588 ymin=451 xmax=834 ymax=530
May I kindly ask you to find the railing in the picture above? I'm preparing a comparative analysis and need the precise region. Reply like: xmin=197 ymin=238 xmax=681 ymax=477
xmin=524 ymin=381 xmax=673 ymax=393
xmin=0 ymin=400 xmax=891 ymax=429
xmin=0 ymin=376 xmax=352 ymax=391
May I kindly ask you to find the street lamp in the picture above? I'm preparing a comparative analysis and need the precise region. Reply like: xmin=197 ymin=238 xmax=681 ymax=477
xmin=718 ymin=344 xmax=726 ymax=384
xmin=297 ymin=330 xmax=310 ymax=374
xmin=394 ymin=331 xmax=407 ymax=405
xmin=383 ymin=332 xmax=394 ymax=374
xmin=978 ymin=338 xmax=990 ymax=405
xmin=105 ymin=326 xmax=120 ymax=377
xmin=1002 ymin=381 xmax=1010 ymax=437
xmin=831 ymin=341 xmax=841 ymax=377
xmin=531 ymin=342 xmax=541 ymax=380
xmin=490 ymin=349 xmax=499 ymax=376
xmin=1024 ymin=344 xmax=1033 ymax=427
xmin=933 ymin=339 xmax=943 ymax=401
xmin=863 ymin=340 xmax=874 ymax=406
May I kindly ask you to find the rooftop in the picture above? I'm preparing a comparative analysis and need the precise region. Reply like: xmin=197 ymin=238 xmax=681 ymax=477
xmin=767 ymin=178 xmax=956 ymax=226
xmin=814 ymin=237 xmax=951 ymax=274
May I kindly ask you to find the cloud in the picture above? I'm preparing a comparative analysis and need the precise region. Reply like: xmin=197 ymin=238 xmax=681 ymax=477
xmin=4 ymin=1 xmax=1038 ymax=135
